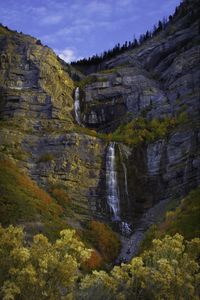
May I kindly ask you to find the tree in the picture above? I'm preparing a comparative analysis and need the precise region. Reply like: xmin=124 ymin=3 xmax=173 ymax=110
xmin=80 ymin=234 xmax=200 ymax=300
xmin=87 ymin=220 xmax=121 ymax=263
xmin=0 ymin=225 xmax=91 ymax=300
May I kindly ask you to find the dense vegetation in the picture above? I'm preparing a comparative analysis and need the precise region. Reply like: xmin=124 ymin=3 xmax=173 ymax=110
xmin=110 ymin=113 xmax=188 ymax=145
xmin=0 ymin=159 xmax=120 ymax=266
xmin=74 ymin=112 xmax=188 ymax=146
xmin=140 ymin=186 xmax=200 ymax=252
xmin=0 ymin=159 xmax=68 ymax=240
xmin=0 ymin=225 xmax=199 ymax=299
xmin=0 ymin=225 xmax=91 ymax=300
xmin=83 ymin=221 xmax=121 ymax=264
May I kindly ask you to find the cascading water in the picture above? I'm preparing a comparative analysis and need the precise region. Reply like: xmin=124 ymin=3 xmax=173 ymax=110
xmin=121 ymin=221 xmax=132 ymax=236
xmin=122 ymin=162 xmax=129 ymax=198
xmin=118 ymin=146 xmax=129 ymax=199
xmin=74 ymin=87 xmax=81 ymax=125
xmin=106 ymin=142 xmax=121 ymax=221
xmin=106 ymin=142 xmax=132 ymax=235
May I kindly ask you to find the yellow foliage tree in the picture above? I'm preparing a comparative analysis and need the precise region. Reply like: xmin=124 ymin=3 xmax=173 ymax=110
xmin=0 ymin=225 xmax=91 ymax=300
xmin=80 ymin=234 xmax=200 ymax=300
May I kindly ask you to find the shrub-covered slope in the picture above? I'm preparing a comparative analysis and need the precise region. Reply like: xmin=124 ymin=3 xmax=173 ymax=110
xmin=140 ymin=186 xmax=200 ymax=252
xmin=0 ymin=159 xmax=68 ymax=240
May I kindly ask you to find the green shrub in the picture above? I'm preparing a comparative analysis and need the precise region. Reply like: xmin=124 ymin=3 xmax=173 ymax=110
xmin=140 ymin=186 xmax=200 ymax=252
xmin=77 ymin=76 xmax=97 ymax=88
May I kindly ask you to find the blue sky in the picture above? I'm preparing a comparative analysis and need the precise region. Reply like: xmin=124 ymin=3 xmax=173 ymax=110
xmin=1 ymin=0 xmax=181 ymax=62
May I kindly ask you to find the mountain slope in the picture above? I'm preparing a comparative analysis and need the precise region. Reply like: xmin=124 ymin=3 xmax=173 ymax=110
xmin=72 ymin=0 xmax=200 ymax=227
xmin=0 ymin=0 xmax=199 ymax=238
xmin=0 ymin=25 xmax=106 ymax=228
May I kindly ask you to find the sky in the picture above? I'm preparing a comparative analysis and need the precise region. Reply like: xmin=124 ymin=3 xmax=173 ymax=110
xmin=0 ymin=0 xmax=181 ymax=62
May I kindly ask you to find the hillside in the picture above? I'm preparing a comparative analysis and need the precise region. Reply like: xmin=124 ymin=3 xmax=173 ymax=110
xmin=0 ymin=25 xmax=106 ymax=228
xmin=0 ymin=0 xmax=199 ymax=267
xmin=0 ymin=0 xmax=200 ymax=299
xmin=71 ymin=0 xmax=200 ymax=232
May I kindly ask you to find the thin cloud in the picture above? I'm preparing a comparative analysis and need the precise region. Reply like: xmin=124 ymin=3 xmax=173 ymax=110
xmin=85 ymin=1 xmax=112 ymax=17
xmin=56 ymin=48 xmax=80 ymax=63
xmin=0 ymin=0 xmax=182 ymax=59
xmin=41 ymin=15 xmax=63 ymax=25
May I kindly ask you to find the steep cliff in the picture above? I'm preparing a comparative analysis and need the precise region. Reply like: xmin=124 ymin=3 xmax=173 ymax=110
xmin=75 ymin=0 xmax=200 ymax=229
xmin=79 ymin=0 xmax=200 ymax=128
xmin=0 ymin=0 xmax=199 ymax=238
xmin=0 ymin=25 xmax=106 ymax=232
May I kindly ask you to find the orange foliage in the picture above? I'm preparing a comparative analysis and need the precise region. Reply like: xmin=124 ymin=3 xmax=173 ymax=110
xmin=1 ymin=160 xmax=62 ymax=210
xmin=83 ymin=250 xmax=103 ymax=271
xmin=16 ymin=171 xmax=52 ymax=205
xmin=50 ymin=188 xmax=70 ymax=205
xmin=88 ymin=220 xmax=120 ymax=263
xmin=18 ymin=175 xmax=52 ymax=205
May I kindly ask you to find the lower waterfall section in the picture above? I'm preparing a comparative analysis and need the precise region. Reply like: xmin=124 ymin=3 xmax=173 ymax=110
xmin=106 ymin=142 xmax=132 ymax=236
xmin=106 ymin=142 xmax=120 ymax=221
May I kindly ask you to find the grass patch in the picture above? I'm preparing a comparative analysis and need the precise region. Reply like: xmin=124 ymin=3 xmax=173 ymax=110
xmin=76 ymin=75 xmax=97 ymax=88
xmin=99 ymin=63 xmax=130 ymax=74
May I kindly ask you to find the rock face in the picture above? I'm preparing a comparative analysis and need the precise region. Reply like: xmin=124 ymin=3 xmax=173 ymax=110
xmin=75 ymin=0 xmax=200 ymax=227
xmin=0 ymin=0 xmax=200 ymax=232
xmin=0 ymin=26 xmax=106 ymax=227
xmin=80 ymin=1 xmax=200 ymax=130
xmin=0 ymin=27 xmax=74 ymax=122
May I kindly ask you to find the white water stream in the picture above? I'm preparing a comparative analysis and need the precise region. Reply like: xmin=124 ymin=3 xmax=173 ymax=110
xmin=106 ymin=142 xmax=132 ymax=235
xmin=106 ymin=142 xmax=121 ymax=221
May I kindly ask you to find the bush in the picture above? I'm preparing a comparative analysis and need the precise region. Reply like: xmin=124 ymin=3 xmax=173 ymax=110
xmin=82 ymin=250 xmax=103 ymax=272
xmin=0 ymin=159 xmax=67 ymax=240
xmin=112 ymin=116 xmax=179 ymax=145
xmin=49 ymin=186 xmax=70 ymax=206
xmin=80 ymin=234 xmax=200 ymax=300
xmin=86 ymin=221 xmax=121 ymax=263
xmin=140 ymin=186 xmax=200 ymax=252
xmin=0 ymin=225 xmax=91 ymax=300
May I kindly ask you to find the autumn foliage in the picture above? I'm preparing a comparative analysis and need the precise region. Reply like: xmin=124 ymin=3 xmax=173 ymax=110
xmin=87 ymin=220 xmax=121 ymax=263
xmin=82 ymin=250 xmax=103 ymax=271
xmin=0 ymin=159 xmax=66 ymax=239
xmin=49 ymin=185 xmax=71 ymax=209
xmin=80 ymin=234 xmax=200 ymax=300
xmin=0 ymin=225 xmax=91 ymax=300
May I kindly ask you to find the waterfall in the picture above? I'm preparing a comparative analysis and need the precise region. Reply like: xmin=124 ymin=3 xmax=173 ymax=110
xmin=119 ymin=148 xmax=132 ymax=236
xmin=106 ymin=142 xmax=121 ymax=221
xmin=105 ymin=143 xmax=132 ymax=236
xmin=121 ymin=221 xmax=132 ymax=236
xmin=118 ymin=145 xmax=129 ymax=201
xmin=74 ymin=87 xmax=81 ymax=125
xmin=122 ymin=162 xmax=129 ymax=197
